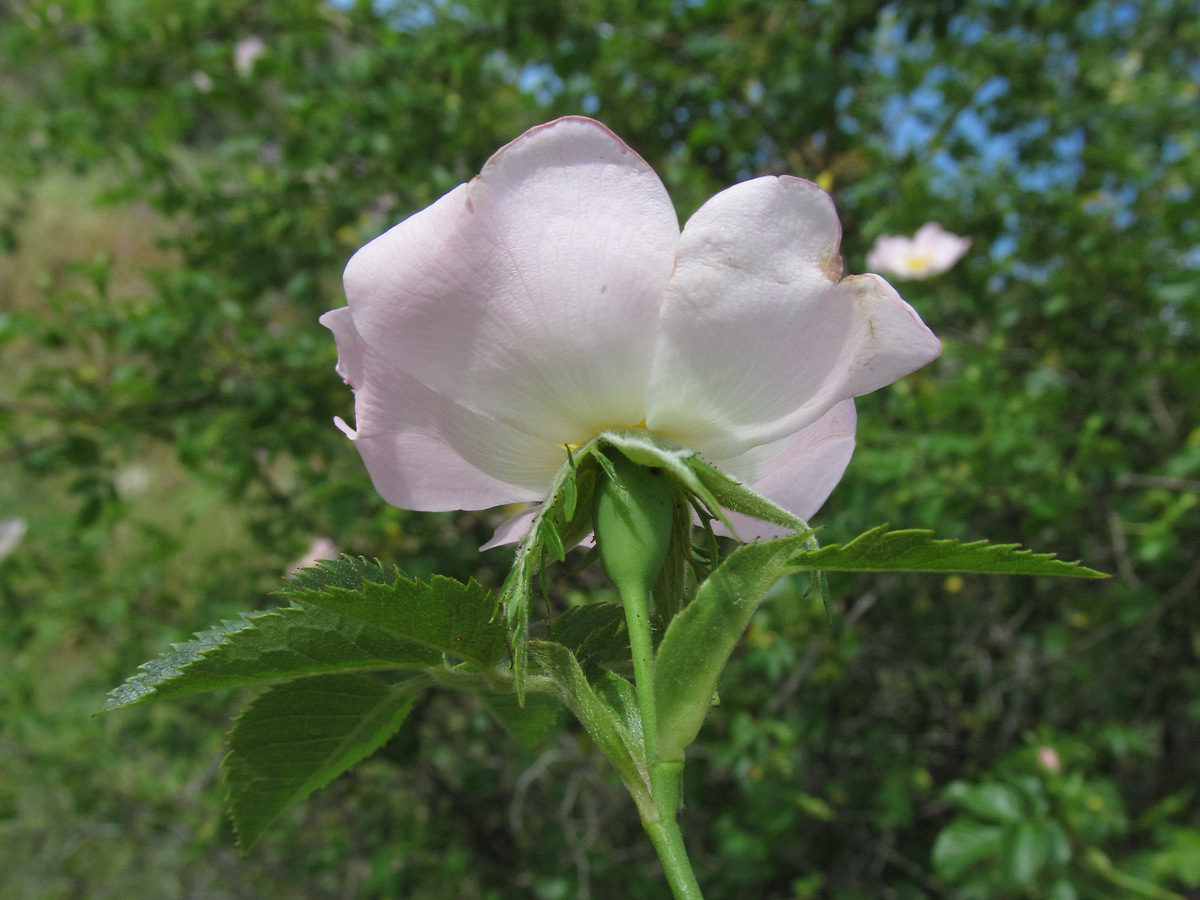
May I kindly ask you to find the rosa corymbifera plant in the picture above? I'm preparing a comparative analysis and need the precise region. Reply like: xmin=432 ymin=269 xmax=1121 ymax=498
xmin=108 ymin=118 xmax=1104 ymax=899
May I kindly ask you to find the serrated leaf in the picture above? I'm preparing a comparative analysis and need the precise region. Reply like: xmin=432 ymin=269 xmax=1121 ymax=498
xmin=545 ymin=602 xmax=630 ymax=668
xmin=527 ymin=641 xmax=649 ymax=804
xmin=105 ymin=607 xmax=441 ymax=710
xmin=788 ymin=525 xmax=1108 ymax=578
xmin=477 ymin=690 xmax=562 ymax=750
xmin=284 ymin=554 xmax=397 ymax=593
xmin=655 ymin=533 xmax=814 ymax=762
xmin=106 ymin=561 xmax=505 ymax=710
xmin=225 ymin=672 xmax=423 ymax=850
xmin=283 ymin=562 xmax=506 ymax=669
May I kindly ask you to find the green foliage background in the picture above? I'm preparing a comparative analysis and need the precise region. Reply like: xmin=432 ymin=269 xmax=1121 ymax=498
xmin=1 ymin=0 xmax=1197 ymax=897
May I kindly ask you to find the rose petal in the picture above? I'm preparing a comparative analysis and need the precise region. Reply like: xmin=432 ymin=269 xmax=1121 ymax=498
xmin=713 ymin=399 xmax=857 ymax=540
xmin=646 ymin=175 xmax=940 ymax=459
xmin=865 ymin=235 xmax=913 ymax=274
xmin=913 ymin=222 xmax=971 ymax=272
xmin=480 ymin=504 xmax=540 ymax=550
xmin=321 ymin=307 xmax=565 ymax=510
xmin=343 ymin=116 xmax=680 ymax=445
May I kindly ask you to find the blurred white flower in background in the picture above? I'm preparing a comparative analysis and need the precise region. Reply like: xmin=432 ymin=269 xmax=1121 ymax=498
xmin=867 ymin=222 xmax=971 ymax=280
xmin=0 ymin=518 xmax=28 ymax=561
xmin=234 ymin=36 xmax=266 ymax=76
xmin=1036 ymin=746 xmax=1062 ymax=774
xmin=115 ymin=463 xmax=152 ymax=499
xmin=287 ymin=537 xmax=338 ymax=575
xmin=191 ymin=71 xmax=214 ymax=93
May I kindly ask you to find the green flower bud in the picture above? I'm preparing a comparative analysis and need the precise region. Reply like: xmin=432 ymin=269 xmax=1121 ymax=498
xmin=592 ymin=450 xmax=675 ymax=602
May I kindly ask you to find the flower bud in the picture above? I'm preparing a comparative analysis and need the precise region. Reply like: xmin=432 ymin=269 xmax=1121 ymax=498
xmin=592 ymin=450 xmax=675 ymax=602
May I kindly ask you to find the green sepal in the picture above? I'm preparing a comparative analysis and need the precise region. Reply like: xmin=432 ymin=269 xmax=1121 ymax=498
xmin=652 ymin=483 xmax=694 ymax=621
xmin=500 ymin=450 xmax=600 ymax=701
xmin=501 ymin=432 xmax=831 ymax=699
xmin=787 ymin=525 xmax=1109 ymax=578
xmin=683 ymin=453 xmax=807 ymax=534
xmin=225 ymin=672 xmax=426 ymax=851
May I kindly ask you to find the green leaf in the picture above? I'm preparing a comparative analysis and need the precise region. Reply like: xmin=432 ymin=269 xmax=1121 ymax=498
xmin=1044 ymin=819 xmax=1073 ymax=868
xmin=104 ymin=607 xmax=440 ymax=709
xmin=654 ymin=533 xmax=813 ymax=762
xmin=527 ymin=641 xmax=649 ymax=804
xmin=284 ymin=554 xmax=398 ymax=593
xmin=1003 ymin=822 xmax=1050 ymax=887
xmin=545 ymin=602 xmax=630 ymax=669
xmin=1048 ymin=879 xmax=1080 ymax=900
xmin=944 ymin=781 xmax=1027 ymax=823
xmin=788 ymin=525 xmax=1108 ymax=578
xmin=283 ymin=560 xmax=506 ymax=669
xmin=1154 ymin=827 xmax=1200 ymax=886
xmin=476 ymin=690 xmax=561 ymax=750
xmin=225 ymin=672 xmax=423 ymax=850
xmin=105 ymin=560 xmax=504 ymax=710
xmin=932 ymin=819 xmax=1004 ymax=880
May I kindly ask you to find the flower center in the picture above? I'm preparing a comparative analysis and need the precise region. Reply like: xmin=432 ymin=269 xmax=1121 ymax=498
xmin=905 ymin=251 xmax=934 ymax=274
xmin=564 ymin=420 xmax=650 ymax=454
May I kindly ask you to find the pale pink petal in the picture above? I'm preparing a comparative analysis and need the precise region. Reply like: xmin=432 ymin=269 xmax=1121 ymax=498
xmin=714 ymin=400 xmax=857 ymax=540
xmin=865 ymin=235 xmax=912 ymax=274
xmin=343 ymin=116 xmax=680 ymax=445
xmin=481 ymin=505 xmax=540 ymax=550
xmin=234 ymin=36 xmax=265 ymax=75
xmin=913 ymin=222 xmax=971 ymax=274
xmin=288 ymin=537 xmax=338 ymax=575
xmin=321 ymin=307 xmax=565 ymax=511
xmin=646 ymin=176 xmax=940 ymax=460
xmin=867 ymin=223 xmax=971 ymax=279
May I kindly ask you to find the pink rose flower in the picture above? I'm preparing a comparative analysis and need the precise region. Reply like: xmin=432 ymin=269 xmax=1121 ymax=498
xmin=322 ymin=117 xmax=940 ymax=545
xmin=867 ymin=222 xmax=971 ymax=279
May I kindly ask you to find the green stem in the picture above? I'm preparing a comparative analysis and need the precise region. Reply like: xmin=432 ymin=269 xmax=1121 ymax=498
xmin=642 ymin=763 xmax=704 ymax=900
xmin=623 ymin=582 xmax=659 ymax=764
xmin=620 ymin=582 xmax=704 ymax=900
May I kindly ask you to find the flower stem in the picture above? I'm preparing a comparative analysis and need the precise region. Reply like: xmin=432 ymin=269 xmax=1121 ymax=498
xmin=620 ymin=581 xmax=704 ymax=900
xmin=642 ymin=762 xmax=704 ymax=900
xmin=623 ymin=582 xmax=659 ymax=764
